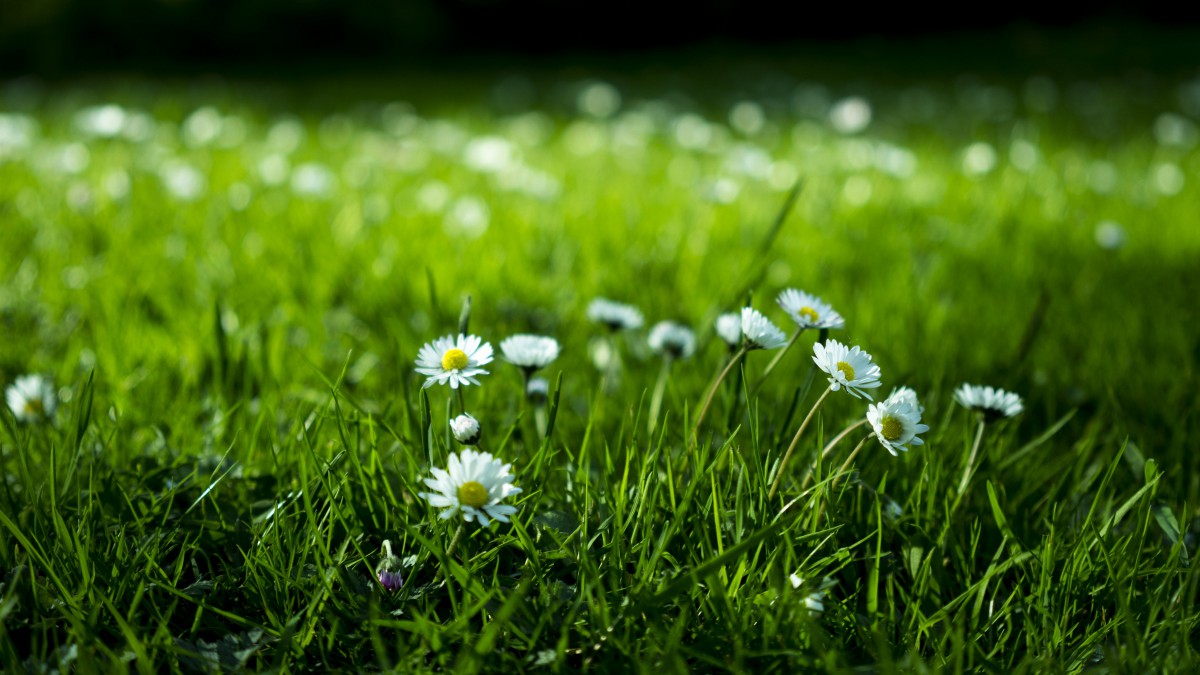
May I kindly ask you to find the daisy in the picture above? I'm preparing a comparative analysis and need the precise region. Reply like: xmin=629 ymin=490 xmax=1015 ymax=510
xmin=419 ymin=449 xmax=522 ymax=526
xmin=499 ymin=334 xmax=560 ymax=374
xmin=648 ymin=321 xmax=696 ymax=359
xmin=867 ymin=390 xmax=929 ymax=455
xmin=777 ymin=289 xmax=845 ymax=330
xmin=714 ymin=312 xmax=742 ymax=347
xmin=887 ymin=386 xmax=923 ymax=413
xmin=587 ymin=297 xmax=643 ymax=331
xmin=6 ymin=374 xmax=56 ymax=423
xmin=376 ymin=540 xmax=403 ymax=592
xmin=414 ymin=334 xmax=493 ymax=389
xmin=450 ymin=413 xmax=481 ymax=445
xmin=740 ymin=307 xmax=788 ymax=350
xmin=812 ymin=339 xmax=882 ymax=400
xmin=954 ymin=383 xmax=1023 ymax=420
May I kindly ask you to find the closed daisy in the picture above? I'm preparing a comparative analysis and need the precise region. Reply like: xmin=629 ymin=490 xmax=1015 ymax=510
xmin=714 ymin=312 xmax=742 ymax=347
xmin=6 ymin=374 xmax=56 ymax=423
xmin=415 ymin=334 xmax=494 ymax=389
xmin=777 ymin=289 xmax=845 ymax=330
xmin=500 ymin=334 xmax=560 ymax=374
xmin=954 ymin=383 xmax=1023 ymax=420
xmin=867 ymin=390 xmax=929 ymax=455
xmin=450 ymin=413 xmax=482 ymax=445
xmin=812 ymin=339 xmax=882 ymax=400
xmin=587 ymin=297 xmax=643 ymax=331
xmin=419 ymin=449 xmax=522 ymax=526
xmin=740 ymin=307 xmax=788 ymax=350
xmin=648 ymin=321 xmax=696 ymax=360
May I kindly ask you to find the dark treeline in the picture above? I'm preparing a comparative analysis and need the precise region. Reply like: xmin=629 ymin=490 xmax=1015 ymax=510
xmin=2 ymin=0 xmax=1199 ymax=75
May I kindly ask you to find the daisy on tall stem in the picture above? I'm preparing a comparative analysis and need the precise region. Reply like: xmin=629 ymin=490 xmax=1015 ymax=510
xmin=647 ymin=321 xmax=696 ymax=435
xmin=768 ymin=339 xmax=882 ymax=498
xmin=754 ymin=289 xmax=844 ymax=392
xmin=692 ymin=307 xmax=787 ymax=445
xmin=953 ymin=383 xmax=1023 ymax=495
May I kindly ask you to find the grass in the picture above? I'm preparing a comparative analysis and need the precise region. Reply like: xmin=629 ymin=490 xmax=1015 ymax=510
xmin=1 ymin=64 xmax=1199 ymax=672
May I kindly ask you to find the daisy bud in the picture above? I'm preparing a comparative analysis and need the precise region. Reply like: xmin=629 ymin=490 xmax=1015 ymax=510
xmin=376 ymin=540 xmax=403 ymax=592
xmin=450 ymin=413 xmax=482 ymax=445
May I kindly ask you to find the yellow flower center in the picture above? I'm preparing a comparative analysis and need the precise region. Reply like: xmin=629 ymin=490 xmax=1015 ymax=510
xmin=836 ymin=361 xmax=855 ymax=380
xmin=23 ymin=399 xmax=44 ymax=417
xmin=457 ymin=481 xmax=489 ymax=508
xmin=441 ymin=348 xmax=469 ymax=371
xmin=798 ymin=306 xmax=819 ymax=323
xmin=881 ymin=415 xmax=903 ymax=441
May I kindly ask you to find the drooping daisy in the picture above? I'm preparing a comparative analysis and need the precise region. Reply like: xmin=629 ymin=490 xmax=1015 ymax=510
xmin=414 ymin=334 xmax=494 ymax=389
xmin=6 ymin=374 xmax=56 ymax=423
xmin=419 ymin=448 xmax=522 ymax=526
xmin=812 ymin=339 xmax=882 ymax=400
xmin=777 ymin=289 xmax=845 ymax=330
xmin=586 ymin=297 xmax=644 ymax=331
xmin=714 ymin=312 xmax=742 ymax=347
xmin=648 ymin=321 xmax=696 ymax=359
xmin=376 ymin=540 xmax=403 ymax=592
xmin=867 ymin=389 xmax=929 ymax=455
xmin=740 ymin=307 xmax=788 ymax=350
xmin=499 ymin=334 xmax=560 ymax=374
xmin=450 ymin=413 xmax=482 ymax=445
xmin=954 ymin=383 xmax=1023 ymax=420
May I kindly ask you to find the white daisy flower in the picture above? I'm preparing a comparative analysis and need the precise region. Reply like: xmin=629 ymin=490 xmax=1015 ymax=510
xmin=499 ymin=334 xmax=560 ymax=373
xmin=587 ymin=297 xmax=643 ymax=331
xmin=714 ymin=312 xmax=742 ymax=347
xmin=789 ymin=574 xmax=831 ymax=613
xmin=777 ymin=289 xmax=845 ymax=330
xmin=418 ymin=448 xmax=522 ymax=526
xmin=414 ymin=334 xmax=494 ymax=389
xmin=740 ymin=307 xmax=788 ymax=350
xmin=526 ymin=377 xmax=550 ymax=404
xmin=450 ymin=413 xmax=482 ymax=445
xmin=647 ymin=321 xmax=696 ymax=359
xmin=954 ymin=383 xmax=1023 ymax=420
xmin=867 ymin=390 xmax=929 ymax=455
xmin=812 ymin=339 xmax=882 ymax=400
xmin=887 ymin=386 xmax=924 ymax=413
xmin=6 ymin=374 xmax=56 ymax=423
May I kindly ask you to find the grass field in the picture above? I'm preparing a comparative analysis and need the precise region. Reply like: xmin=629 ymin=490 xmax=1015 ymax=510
xmin=2 ymin=66 xmax=1199 ymax=672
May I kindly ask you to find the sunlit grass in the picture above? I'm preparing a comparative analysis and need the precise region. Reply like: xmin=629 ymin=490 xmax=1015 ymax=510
xmin=1 ymin=69 xmax=1198 ymax=671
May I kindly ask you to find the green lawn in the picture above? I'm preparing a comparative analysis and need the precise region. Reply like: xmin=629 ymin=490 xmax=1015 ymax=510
xmin=1 ymin=68 xmax=1198 ymax=672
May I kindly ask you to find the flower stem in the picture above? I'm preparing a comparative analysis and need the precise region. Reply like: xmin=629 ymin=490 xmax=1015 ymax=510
xmin=768 ymin=386 xmax=834 ymax=499
xmin=445 ymin=523 xmax=465 ymax=560
xmin=692 ymin=345 xmax=748 ymax=446
xmin=456 ymin=388 xmax=466 ymax=416
xmin=957 ymin=418 xmax=987 ymax=496
xmin=648 ymin=357 xmax=673 ymax=436
xmin=752 ymin=328 xmax=805 ymax=395
xmin=834 ymin=435 xmax=870 ymax=479
xmin=801 ymin=418 xmax=868 ymax=488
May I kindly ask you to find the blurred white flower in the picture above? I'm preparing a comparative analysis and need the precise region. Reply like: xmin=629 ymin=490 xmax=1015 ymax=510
xmin=6 ymin=375 xmax=56 ymax=423
xmin=587 ymin=298 xmax=643 ymax=331
xmin=500 ymin=334 xmax=560 ymax=373
xmin=954 ymin=383 xmax=1023 ymax=420
xmin=648 ymin=321 xmax=696 ymax=359
xmin=829 ymin=97 xmax=872 ymax=134
xmin=715 ymin=312 xmax=742 ymax=347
